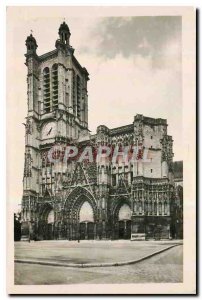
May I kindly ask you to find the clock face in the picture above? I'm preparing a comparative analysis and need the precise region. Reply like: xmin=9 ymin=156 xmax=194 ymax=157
xmin=42 ymin=122 xmax=56 ymax=139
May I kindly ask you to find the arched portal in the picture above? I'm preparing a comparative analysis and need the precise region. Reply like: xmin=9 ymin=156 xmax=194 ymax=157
xmin=79 ymin=201 xmax=95 ymax=240
xmin=79 ymin=201 xmax=94 ymax=223
xmin=38 ymin=204 xmax=55 ymax=240
xmin=64 ymin=187 xmax=97 ymax=240
xmin=118 ymin=203 xmax=131 ymax=239
xmin=112 ymin=200 xmax=131 ymax=240
xmin=118 ymin=204 xmax=131 ymax=221
xmin=47 ymin=210 xmax=54 ymax=224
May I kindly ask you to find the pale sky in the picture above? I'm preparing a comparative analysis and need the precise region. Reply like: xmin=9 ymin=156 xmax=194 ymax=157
xmin=7 ymin=7 xmax=182 ymax=211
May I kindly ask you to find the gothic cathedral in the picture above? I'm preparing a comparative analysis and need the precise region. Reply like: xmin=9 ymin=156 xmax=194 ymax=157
xmin=21 ymin=22 xmax=180 ymax=241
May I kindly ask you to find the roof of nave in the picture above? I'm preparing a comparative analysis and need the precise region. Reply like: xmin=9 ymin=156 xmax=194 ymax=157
xmin=110 ymin=124 xmax=134 ymax=136
xmin=96 ymin=114 xmax=167 ymax=137
xmin=134 ymin=114 xmax=167 ymax=126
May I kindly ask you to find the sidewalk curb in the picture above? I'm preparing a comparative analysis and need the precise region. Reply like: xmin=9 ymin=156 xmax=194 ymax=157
xmin=15 ymin=243 xmax=182 ymax=268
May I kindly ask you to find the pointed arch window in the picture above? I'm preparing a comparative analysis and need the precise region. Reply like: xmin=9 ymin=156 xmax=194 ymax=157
xmin=154 ymin=202 xmax=157 ymax=215
xmin=148 ymin=201 xmax=152 ymax=214
xmin=139 ymin=201 xmax=142 ymax=214
xmin=52 ymin=64 xmax=58 ymax=110
xmin=144 ymin=201 xmax=148 ymax=215
xmin=164 ymin=201 xmax=168 ymax=215
xmin=43 ymin=67 xmax=50 ymax=113
xmin=159 ymin=202 xmax=162 ymax=215
xmin=133 ymin=201 xmax=137 ymax=213
xmin=102 ymin=197 xmax=105 ymax=209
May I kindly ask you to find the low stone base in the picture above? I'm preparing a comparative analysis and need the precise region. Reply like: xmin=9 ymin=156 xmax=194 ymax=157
xmin=131 ymin=233 xmax=146 ymax=241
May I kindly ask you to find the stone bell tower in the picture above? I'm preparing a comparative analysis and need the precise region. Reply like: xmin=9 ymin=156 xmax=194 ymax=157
xmin=21 ymin=23 xmax=90 ymax=237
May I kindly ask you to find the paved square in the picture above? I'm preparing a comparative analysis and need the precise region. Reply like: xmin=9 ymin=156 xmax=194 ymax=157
xmin=15 ymin=240 xmax=183 ymax=284
xmin=15 ymin=240 xmax=180 ymax=265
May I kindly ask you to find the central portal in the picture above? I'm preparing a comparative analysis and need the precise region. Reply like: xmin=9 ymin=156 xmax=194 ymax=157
xmin=79 ymin=201 xmax=95 ymax=240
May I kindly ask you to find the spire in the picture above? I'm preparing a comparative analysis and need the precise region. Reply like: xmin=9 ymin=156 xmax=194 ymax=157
xmin=25 ymin=31 xmax=38 ymax=55
xmin=58 ymin=21 xmax=71 ymax=45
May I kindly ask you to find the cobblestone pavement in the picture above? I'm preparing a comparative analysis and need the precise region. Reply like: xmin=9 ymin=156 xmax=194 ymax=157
xmin=15 ymin=244 xmax=183 ymax=284
xmin=15 ymin=240 xmax=182 ymax=265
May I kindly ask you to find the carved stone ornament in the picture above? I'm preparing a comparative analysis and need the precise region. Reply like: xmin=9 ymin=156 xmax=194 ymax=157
xmin=25 ymin=118 xmax=33 ymax=135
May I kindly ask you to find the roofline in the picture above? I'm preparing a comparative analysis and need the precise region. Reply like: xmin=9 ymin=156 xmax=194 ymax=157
xmin=38 ymin=49 xmax=58 ymax=61
xmin=35 ymin=49 xmax=89 ymax=78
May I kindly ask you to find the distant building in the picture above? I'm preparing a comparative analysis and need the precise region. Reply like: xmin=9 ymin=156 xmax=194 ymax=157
xmin=172 ymin=161 xmax=183 ymax=239
xmin=21 ymin=22 xmax=183 ymax=240
xmin=173 ymin=161 xmax=183 ymax=187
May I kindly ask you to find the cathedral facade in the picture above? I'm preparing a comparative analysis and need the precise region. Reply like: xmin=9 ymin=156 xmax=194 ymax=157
xmin=21 ymin=22 xmax=178 ymax=241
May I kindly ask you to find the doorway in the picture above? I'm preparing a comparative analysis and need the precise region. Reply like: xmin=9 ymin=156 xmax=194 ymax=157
xmin=118 ymin=220 xmax=131 ymax=239
xmin=79 ymin=222 xmax=94 ymax=240
xmin=118 ymin=203 xmax=131 ymax=239
xmin=78 ymin=200 xmax=95 ymax=240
